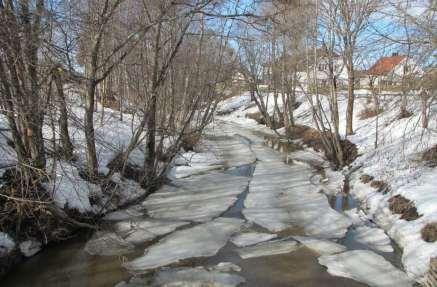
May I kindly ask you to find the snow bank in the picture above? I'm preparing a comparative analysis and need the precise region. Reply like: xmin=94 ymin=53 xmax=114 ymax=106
xmin=43 ymin=159 xmax=100 ymax=213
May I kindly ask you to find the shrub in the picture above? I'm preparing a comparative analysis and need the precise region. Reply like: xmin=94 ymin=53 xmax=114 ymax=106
xmin=360 ymin=174 xmax=374 ymax=184
xmin=181 ymin=133 xmax=201 ymax=152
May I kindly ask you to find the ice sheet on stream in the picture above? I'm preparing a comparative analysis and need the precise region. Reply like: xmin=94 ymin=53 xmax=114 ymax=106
xmin=84 ymin=219 xmax=188 ymax=255
xmin=116 ymin=266 xmax=245 ymax=287
xmin=231 ymin=232 xmax=277 ymax=247
xmin=243 ymin=160 xmax=352 ymax=238
xmin=349 ymin=226 xmax=394 ymax=253
xmin=318 ymin=250 xmax=414 ymax=287
xmin=124 ymin=217 xmax=244 ymax=273
xmin=292 ymin=236 xmax=347 ymax=255
xmin=142 ymin=172 xmax=250 ymax=222
xmin=237 ymin=237 xmax=300 ymax=259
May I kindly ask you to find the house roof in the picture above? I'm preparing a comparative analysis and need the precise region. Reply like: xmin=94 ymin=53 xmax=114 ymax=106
xmin=367 ymin=55 xmax=406 ymax=76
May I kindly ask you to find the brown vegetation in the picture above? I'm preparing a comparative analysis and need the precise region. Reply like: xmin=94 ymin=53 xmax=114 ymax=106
xmin=288 ymin=125 xmax=358 ymax=166
xmin=423 ymin=145 xmax=437 ymax=167
xmin=246 ymin=112 xmax=284 ymax=129
xmin=388 ymin=194 xmax=421 ymax=221
xmin=421 ymin=223 xmax=437 ymax=243
xmin=181 ymin=133 xmax=202 ymax=152
xmin=358 ymin=106 xmax=383 ymax=120
xmin=360 ymin=174 xmax=374 ymax=184
xmin=370 ymin=180 xmax=390 ymax=194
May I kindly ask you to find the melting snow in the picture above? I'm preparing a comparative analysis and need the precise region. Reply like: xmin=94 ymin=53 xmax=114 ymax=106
xmin=292 ymin=236 xmax=346 ymax=255
xmin=231 ymin=232 xmax=277 ymax=247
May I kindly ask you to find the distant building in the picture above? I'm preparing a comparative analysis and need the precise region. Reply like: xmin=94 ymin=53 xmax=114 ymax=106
xmin=364 ymin=53 xmax=422 ymax=88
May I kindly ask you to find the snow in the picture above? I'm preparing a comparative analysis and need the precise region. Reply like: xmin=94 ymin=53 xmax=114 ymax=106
xmin=142 ymin=173 xmax=249 ymax=222
xmin=170 ymin=150 xmax=224 ymax=179
xmin=217 ymin=93 xmax=252 ymax=114
xmin=0 ymin=232 xmax=15 ymax=257
xmin=209 ymin=262 xmax=242 ymax=273
xmin=322 ymin=169 xmax=345 ymax=195
xmin=43 ymin=159 xmax=100 ymax=213
xmin=151 ymin=267 xmax=245 ymax=287
xmin=231 ymin=232 xmax=277 ymax=247
xmin=349 ymin=226 xmax=394 ymax=253
xmin=19 ymin=240 xmax=42 ymax=257
xmin=124 ymin=217 xmax=244 ymax=273
xmin=237 ymin=237 xmax=300 ymax=259
xmin=292 ymin=236 xmax=347 ymax=255
xmin=318 ymin=250 xmax=414 ymax=287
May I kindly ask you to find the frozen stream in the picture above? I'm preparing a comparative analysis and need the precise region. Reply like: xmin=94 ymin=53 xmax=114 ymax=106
xmin=1 ymin=120 xmax=411 ymax=287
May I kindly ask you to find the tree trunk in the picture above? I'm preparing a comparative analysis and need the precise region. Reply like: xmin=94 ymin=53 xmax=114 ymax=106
xmin=85 ymin=79 xmax=99 ymax=177
xmin=346 ymin=64 xmax=355 ymax=135
xmin=53 ymin=68 xmax=74 ymax=159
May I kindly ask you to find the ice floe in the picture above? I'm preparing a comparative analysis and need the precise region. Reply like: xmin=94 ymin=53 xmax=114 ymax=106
xmin=349 ymin=226 xmax=394 ymax=253
xmin=114 ymin=218 xmax=188 ymax=244
xmin=151 ymin=267 xmax=245 ymax=287
xmin=124 ymin=217 xmax=244 ymax=272
xmin=237 ymin=237 xmax=300 ymax=259
xmin=231 ymin=232 xmax=277 ymax=247
xmin=243 ymin=160 xmax=351 ymax=238
xmin=318 ymin=250 xmax=414 ymax=287
xmin=209 ymin=262 xmax=242 ymax=273
xmin=292 ymin=236 xmax=346 ymax=255
xmin=142 ymin=173 xmax=249 ymax=222
xmin=19 ymin=240 xmax=42 ymax=257
xmin=84 ymin=231 xmax=134 ymax=256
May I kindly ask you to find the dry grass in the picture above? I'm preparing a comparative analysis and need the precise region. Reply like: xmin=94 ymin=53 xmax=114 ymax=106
xmin=181 ymin=133 xmax=201 ymax=152
xmin=423 ymin=145 xmax=437 ymax=167
xmin=358 ymin=106 xmax=383 ymax=120
xmin=397 ymin=109 xmax=413 ymax=119
xmin=360 ymin=174 xmax=374 ymax=184
xmin=388 ymin=194 xmax=421 ymax=221
xmin=287 ymin=125 xmax=358 ymax=166
xmin=370 ymin=180 xmax=390 ymax=194
xmin=421 ymin=223 xmax=437 ymax=243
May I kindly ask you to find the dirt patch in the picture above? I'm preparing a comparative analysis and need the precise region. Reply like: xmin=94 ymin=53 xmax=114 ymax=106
xmin=388 ymin=195 xmax=421 ymax=221
xmin=423 ymin=145 xmax=437 ymax=167
xmin=358 ymin=106 xmax=383 ymax=120
xmin=370 ymin=180 xmax=390 ymax=194
xmin=287 ymin=125 xmax=358 ymax=166
xmin=421 ymin=223 xmax=437 ymax=243
xmin=359 ymin=174 xmax=374 ymax=184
